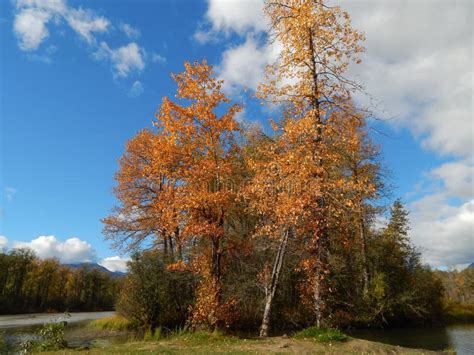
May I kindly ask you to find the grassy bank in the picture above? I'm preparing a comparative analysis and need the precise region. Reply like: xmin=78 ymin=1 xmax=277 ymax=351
xmin=89 ymin=315 xmax=135 ymax=331
xmin=38 ymin=327 xmax=451 ymax=354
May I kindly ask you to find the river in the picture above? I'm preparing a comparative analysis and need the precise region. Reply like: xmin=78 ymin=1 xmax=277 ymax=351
xmin=0 ymin=311 xmax=115 ymax=328
xmin=0 ymin=311 xmax=124 ymax=353
xmin=348 ymin=324 xmax=474 ymax=354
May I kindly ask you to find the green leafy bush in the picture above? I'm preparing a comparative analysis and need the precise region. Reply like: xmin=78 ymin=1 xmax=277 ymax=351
xmin=20 ymin=321 xmax=67 ymax=352
xmin=293 ymin=327 xmax=347 ymax=342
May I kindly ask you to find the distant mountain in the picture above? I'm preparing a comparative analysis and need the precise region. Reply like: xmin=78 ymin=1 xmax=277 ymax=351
xmin=468 ymin=263 xmax=474 ymax=269
xmin=63 ymin=262 xmax=126 ymax=277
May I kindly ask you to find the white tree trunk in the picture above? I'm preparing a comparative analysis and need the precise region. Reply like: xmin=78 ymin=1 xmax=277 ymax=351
xmin=259 ymin=228 xmax=289 ymax=337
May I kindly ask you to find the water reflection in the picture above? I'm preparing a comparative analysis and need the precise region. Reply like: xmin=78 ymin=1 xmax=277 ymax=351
xmin=348 ymin=324 xmax=474 ymax=353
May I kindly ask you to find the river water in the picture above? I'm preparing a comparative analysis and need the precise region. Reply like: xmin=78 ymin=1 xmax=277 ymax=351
xmin=348 ymin=324 xmax=474 ymax=354
xmin=0 ymin=311 xmax=115 ymax=328
xmin=0 ymin=311 xmax=121 ymax=353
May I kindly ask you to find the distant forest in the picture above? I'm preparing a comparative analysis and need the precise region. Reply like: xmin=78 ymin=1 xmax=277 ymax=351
xmin=0 ymin=249 xmax=122 ymax=314
xmin=0 ymin=241 xmax=472 ymax=326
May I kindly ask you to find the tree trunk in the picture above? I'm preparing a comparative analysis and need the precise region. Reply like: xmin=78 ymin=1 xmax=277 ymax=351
xmin=358 ymin=214 xmax=369 ymax=295
xmin=312 ymin=230 xmax=328 ymax=328
xmin=259 ymin=228 xmax=290 ymax=337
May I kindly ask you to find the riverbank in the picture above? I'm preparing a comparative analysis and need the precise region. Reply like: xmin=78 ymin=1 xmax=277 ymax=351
xmin=40 ymin=334 xmax=452 ymax=354
xmin=3 ymin=313 xmax=472 ymax=353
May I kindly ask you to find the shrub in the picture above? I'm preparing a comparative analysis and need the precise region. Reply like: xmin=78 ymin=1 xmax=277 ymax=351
xmin=20 ymin=321 xmax=68 ymax=352
xmin=116 ymin=251 xmax=195 ymax=331
xmin=293 ymin=327 xmax=347 ymax=342
xmin=443 ymin=302 xmax=474 ymax=323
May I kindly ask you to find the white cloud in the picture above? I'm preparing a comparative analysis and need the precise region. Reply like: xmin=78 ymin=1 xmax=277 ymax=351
xmin=94 ymin=41 xmax=146 ymax=78
xmin=13 ymin=8 xmax=53 ymax=50
xmin=128 ymin=80 xmax=144 ymax=97
xmin=66 ymin=8 xmax=110 ymax=44
xmin=98 ymin=256 xmax=130 ymax=273
xmin=199 ymin=0 xmax=266 ymax=39
xmin=431 ymin=160 xmax=474 ymax=200
xmin=9 ymin=235 xmax=131 ymax=272
xmin=218 ymin=36 xmax=278 ymax=94
xmin=410 ymin=198 xmax=474 ymax=268
xmin=151 ymin=52 xmax=166 ymax=64
xmin=11 ymin=0 xmax=148 ymax=82
xmin=13 ymin=235 xmax=96 ymax=264
xmin=407 ymin=158 xmax=474 ymax=268
xmin=120 ymin=23 xmax=140 ymax=39
xmin=0 ymin=236 xmax=8 ymax=250
xmin=339 ymin=0 xmax=473 ymax=158
xmin=13 ymin=0 xmax=109 ymax=47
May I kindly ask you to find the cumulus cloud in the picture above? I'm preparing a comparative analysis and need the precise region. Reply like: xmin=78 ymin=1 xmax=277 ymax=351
xmin=128 ymin=80 xmax=144 ymax=97
xmin=0 ymin=236 xmax=8 ymax=250
xmin=120 ymin=23 xmax=140 ymax=39
xmin=410 ymin=197 xmax=474 ymax=268
xmin=8 ymin=235 xmax=130 ymax=272
xmin=407 ymin=159 xmax=474 ymax=267
xmin=196 ymin=0 xmax=266 ymax=42
xmin=66 ymin=8 xmax=110 ymax=44
xmin=98 ymin=256 xmax=130 ymax=273
xmin=431 ymin=160 xmax=474 ymax=200
xmin=13 ymin=235 xmax=97 ymax=264
xmin=218 ymin=36 xmax=278 ymax=94
xmin=93 ymin=41 xmax=146 ymax=78
xmin=340 ymin=0 xmax=473 ymax=158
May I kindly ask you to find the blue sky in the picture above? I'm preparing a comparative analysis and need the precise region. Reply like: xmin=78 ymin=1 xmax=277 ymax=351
xmin=0 ymin=0 xmax=472 ymax=272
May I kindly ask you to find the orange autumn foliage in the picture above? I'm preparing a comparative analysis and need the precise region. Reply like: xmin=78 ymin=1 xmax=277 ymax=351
xmin=255 ymin=0 xmax=365 ymax=326
xmin=104 ymin=60 xmax=241 ymax=329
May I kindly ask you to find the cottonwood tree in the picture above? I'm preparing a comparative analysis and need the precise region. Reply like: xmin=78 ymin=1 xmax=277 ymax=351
xmin=328 ymin=105 xmax=384 ymax=296
xmin=104 ymin=61 xmax=241 ymax=329
xmin=103 ymin=129 xmax=183 ymax=256
xmin=256 ymin=0 xmax=365 ymax=329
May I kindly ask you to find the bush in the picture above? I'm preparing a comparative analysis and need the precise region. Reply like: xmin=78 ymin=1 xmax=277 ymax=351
xmin=293 ymin=327 xmax=348 ymax=342
xmin=443 ymin=302 xmax=474 ymax=323
xmin=116 ymin=251 xmax=195 ymax=331
xmin=20 ymin=321 xmax=68 ymax=352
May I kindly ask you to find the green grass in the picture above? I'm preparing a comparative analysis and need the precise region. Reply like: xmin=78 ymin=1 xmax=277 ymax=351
xmin=89 ymin=315 xmax=135 ymax=331
xmin=165 ymin=326 xmax=242 ymax=345
xmin=292 ymin=326 xmax=348 ymax=342
xmin=143 ymin=327 xmax=163 ymax=341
